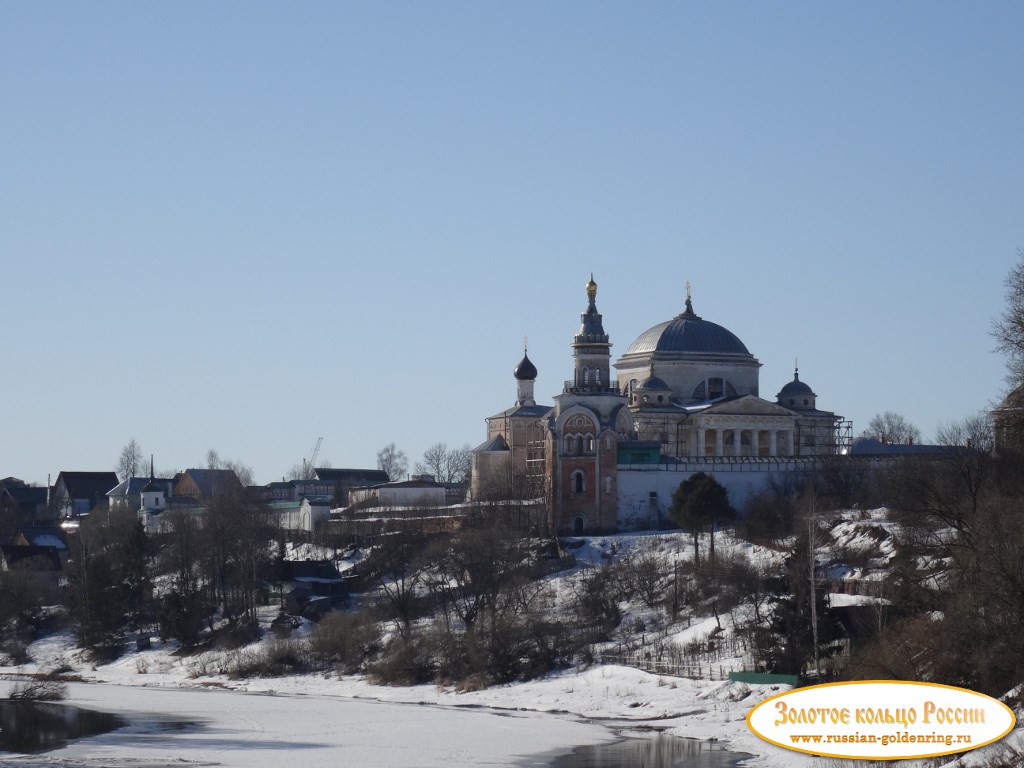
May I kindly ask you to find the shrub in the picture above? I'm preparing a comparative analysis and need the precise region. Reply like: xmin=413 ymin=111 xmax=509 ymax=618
xmin=367 ymin=633 xmax=434 ymax=685
xmin=215 ymin=615 xmax=261 ymax=650
xmin=229 ymin=639 xmax=308 ymax=679
xmin=1 ymin=640 xmax=30 ymax=665
xmin=309 ymin=610 xmax=380 ymax=675
xmin=8 ymin=679 xmax=66 ymax=701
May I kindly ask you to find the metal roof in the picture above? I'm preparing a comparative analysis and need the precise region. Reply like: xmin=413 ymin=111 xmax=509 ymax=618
xmin=623 ymin=298 xmax=750 ymax=357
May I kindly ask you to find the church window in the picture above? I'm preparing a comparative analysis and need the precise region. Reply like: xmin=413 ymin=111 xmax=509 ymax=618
xmin=657 ymin=395 xmax=663 ymax=403
xmin=691 ymin=381 xmax=706 ymax=400
xmin=572 ymin=470 xmax=586 ymax=495
xmin=585 ymin=434 xmax=594 ymax=453
xmin=708 ymin=377 xmax=724 ymax=399
xmin=596 ymin=368 xmax=601 ymax=384
xmin=583 ymin=367 xmax=590 ymax=384
xmin=576 ymin=434 xmax=585 ymax=454
xmin=564 ymin=435 xmax=574 ymax=454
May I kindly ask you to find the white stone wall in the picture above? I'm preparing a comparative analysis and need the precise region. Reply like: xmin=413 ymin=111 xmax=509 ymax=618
xmin=349 ymin=486 xmax=447 ymax=508
xmin=616 ymin=458 xmax=824 ymax=530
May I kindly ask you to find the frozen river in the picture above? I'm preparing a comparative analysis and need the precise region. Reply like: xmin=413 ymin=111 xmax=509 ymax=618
xmin=0 ymin=682 xmax=755 ymax=768
xmin=0 ymin=682 xmax=614 ymax=767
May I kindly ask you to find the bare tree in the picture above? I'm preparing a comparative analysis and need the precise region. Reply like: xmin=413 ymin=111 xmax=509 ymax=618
xmin=205 ymin=449 xmax=221 ymax=470
xmin=376 ymin=443 xmax=408 ymax=482
xmin=992 ymin=248 xmax=1024 ymax=387
xmin=863 ymin=411 xmax=922 ymax=445
xmin=204 ymin=449 xmax=254 ymax=486
xmin=116 ymin=439 xmax=144 ymax=481
xmin=414 ymin=443 xmax=471 ymax=484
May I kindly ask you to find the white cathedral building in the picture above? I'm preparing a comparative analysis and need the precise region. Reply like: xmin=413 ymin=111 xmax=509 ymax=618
xmin=472 ymin=277 xmax=849 ymax=535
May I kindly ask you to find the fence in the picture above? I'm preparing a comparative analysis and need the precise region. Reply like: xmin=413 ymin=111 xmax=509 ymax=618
xmin=599 ymin=635 xmax=748 ymax=681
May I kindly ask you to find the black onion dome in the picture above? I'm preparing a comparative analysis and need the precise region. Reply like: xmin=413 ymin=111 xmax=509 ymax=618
xmin=624 ymin=298 xmax=749 ymax=357
xmin=513 ymin=352 xmax=538 ymax=381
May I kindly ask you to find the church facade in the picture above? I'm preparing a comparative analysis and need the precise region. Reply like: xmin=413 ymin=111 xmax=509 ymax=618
xmin=471 ymin=276 xmax=848 ymax=535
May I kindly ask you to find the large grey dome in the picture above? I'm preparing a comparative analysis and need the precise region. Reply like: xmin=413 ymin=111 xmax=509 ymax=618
xmin=624 ymin=298 xmax=750 ymax=357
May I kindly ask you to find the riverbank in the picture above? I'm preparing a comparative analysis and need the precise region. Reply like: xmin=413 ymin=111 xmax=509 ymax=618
xmin=4 ymin=626 xmax=804 ymax=767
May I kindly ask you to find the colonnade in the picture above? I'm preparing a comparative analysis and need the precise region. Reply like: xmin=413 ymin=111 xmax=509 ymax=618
xmin=694 ymin=427 xmax=795 ymax=457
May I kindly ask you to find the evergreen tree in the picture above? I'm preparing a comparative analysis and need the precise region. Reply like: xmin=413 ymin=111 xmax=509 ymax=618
xmin=768 ymin=531 xmax=843 ymax=677
xmin=669 ymin=472 xmax=733 ymax=563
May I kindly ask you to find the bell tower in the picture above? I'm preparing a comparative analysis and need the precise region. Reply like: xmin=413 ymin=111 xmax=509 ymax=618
xmin=570 ymin=275 xmax=612 ymax=392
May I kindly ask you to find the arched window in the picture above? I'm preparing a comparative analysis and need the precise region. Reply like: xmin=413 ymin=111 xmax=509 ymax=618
xmin=576 ymin=434 xmax=585 ymax=454
xmin=583 ymin=367 xmax=590 ymax=384
xmin=585 ymin=434 xmax=594 ymax=453
xmin=564 ymin=435 xmax=574 ymax=454
xmin=574 ymin=516 xmax=585 ymax=535
xmin=572 ymin=470 xmax=585 ymax=495
xmin=692 ymin=378 xmax=738 ymax=401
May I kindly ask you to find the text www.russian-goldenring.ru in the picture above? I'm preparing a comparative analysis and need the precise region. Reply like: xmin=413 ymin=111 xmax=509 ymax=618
xmin=790 ymin=732 xmax=972 ymax=748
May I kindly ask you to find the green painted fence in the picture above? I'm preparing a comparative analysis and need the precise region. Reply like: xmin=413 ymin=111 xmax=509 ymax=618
xmin=728 ymin=671 xmax=798 ymax=686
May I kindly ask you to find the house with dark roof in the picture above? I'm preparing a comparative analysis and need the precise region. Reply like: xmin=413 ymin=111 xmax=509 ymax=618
xmin=14 ymin=526 xmax=69 ymax=567
xmin=52 ymin=471 xmax=120 ymax=519
xmin=0 ymin=482 xmax=51 ymax=528
xmin=311 ymin=468 xmax=389 ymax=506
xmin=173 ymin=469 xmax=243 ymax=501
xmin=108 ymin=476 xmax=177 ymax=512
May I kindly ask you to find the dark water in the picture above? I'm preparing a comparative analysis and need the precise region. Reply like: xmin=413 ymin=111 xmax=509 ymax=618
xmin=530 ymin=733 xmax=752 ymax=768
xmin=0 ymin=700 xmax=127 ymax=754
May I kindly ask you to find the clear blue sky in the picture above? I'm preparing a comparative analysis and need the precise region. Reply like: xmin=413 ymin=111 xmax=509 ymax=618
xmin=3 ymin=3 xmax=1021 ymax=485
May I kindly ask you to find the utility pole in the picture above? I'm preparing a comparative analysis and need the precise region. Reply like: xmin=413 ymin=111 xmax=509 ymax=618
xmin=808 ymin=496 xmax=820 ymax=678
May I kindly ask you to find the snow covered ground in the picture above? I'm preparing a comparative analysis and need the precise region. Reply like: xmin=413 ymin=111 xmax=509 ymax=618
xmin=0 ymin=520 xmax=1019 ymax=767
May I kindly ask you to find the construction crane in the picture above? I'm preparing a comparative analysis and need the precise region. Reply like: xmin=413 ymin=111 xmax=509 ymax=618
xmin=302 ymin=437 xmax=323 ymax=480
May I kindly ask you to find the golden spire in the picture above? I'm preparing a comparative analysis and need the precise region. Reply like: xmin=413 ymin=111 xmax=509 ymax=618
xmin=586 ymin=273 xmax=597 ymax=302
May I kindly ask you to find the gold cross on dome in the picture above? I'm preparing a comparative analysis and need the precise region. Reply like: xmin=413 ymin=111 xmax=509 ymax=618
xmin=685 ymin=280 xmax=692 ymax=300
